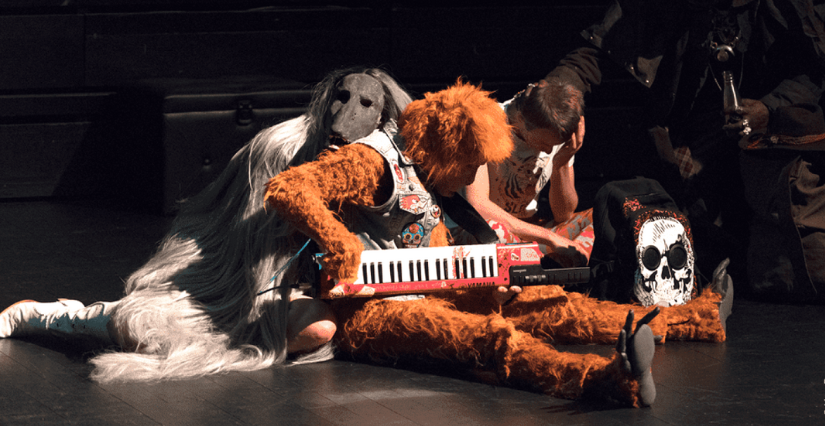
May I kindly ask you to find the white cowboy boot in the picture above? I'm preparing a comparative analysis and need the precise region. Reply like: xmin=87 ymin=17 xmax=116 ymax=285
xmin=0 ymin=299 xmax=114 ymax=345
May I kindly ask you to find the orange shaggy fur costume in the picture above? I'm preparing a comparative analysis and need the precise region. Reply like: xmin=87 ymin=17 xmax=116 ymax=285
xmin=443 ymin=284 xmax=726 ymax=345
xmin=265 ymin=80 xmax=727 ymax=406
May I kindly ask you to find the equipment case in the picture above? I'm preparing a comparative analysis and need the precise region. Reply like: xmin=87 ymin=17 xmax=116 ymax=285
xmin=112 ymin=76 xmax=312 ymax=214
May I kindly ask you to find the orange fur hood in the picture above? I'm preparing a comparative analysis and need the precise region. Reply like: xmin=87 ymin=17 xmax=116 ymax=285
xmin=398 ymin=79 xmax=513 ymax=189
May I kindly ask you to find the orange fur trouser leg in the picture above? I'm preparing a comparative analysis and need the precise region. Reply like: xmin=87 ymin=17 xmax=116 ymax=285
xmin=333 ymin=297 xmax=642 ymax=406
xmin=660 ymin=289 xmax=726 ymax=342
xmin=500 ymin=285 xmax=725 ymax=345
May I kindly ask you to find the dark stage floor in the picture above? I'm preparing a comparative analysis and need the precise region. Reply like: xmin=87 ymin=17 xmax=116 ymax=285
xmin=1 ymin=199 xmax=823 ymax=425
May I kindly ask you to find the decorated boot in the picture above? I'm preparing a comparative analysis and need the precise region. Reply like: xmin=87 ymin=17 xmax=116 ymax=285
xmin=0 ymin=299 xmax=115 ymax=345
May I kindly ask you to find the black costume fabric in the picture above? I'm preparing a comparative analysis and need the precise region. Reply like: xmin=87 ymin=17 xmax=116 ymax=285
xmin=551 ymin=0 xmax=825 ymax=119
xmin=590 ymin=177 xmax=696 ymax=306
xmin=739 ymin=104 xmax=825 ymax=302
xmin=547 ymin=0 xmax=825 ymax=301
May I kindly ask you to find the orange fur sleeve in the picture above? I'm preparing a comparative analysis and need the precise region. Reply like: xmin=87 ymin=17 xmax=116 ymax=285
xmin=264 ymin=144 xmax=387 ymax=282
xmin=429 ymin=222 xmax=451 ymax=247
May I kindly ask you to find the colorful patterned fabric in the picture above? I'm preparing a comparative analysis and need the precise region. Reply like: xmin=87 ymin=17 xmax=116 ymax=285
xmin=450 ymin=209 xmax=594 ymax=260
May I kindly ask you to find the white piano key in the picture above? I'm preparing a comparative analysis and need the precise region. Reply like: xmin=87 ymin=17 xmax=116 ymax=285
xmin=350 ymin=244 xmax=500 ymax=284
xmin=379 ymin=261 xmax=389 ymax=283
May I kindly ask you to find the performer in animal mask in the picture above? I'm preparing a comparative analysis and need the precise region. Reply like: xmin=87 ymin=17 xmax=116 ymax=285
xmin=0 ymin=66 xmax=412 ymax=382
xmin=265 ymin=80 xmax=661 ymax=407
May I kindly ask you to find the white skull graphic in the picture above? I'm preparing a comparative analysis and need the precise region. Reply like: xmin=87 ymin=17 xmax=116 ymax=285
xmin=633 ymin=216 xmax=694 ymax=307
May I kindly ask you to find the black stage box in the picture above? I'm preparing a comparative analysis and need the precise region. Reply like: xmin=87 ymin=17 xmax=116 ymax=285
xmin=109 ymin=76 xmax=312 ymax=214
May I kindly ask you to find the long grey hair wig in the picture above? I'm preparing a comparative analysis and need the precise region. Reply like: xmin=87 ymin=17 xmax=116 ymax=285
xmin=89 ymin=67 xmax=412 ymax=383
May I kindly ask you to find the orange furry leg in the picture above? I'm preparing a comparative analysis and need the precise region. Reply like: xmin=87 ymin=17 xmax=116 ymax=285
xmin=506 ymin=339 xmax=642 ymax=407
xmin=502 ymin=286 xmax=668 ymax=345
xmin=335 ymin=297 xmax=516 ymax=368
xmin=661 ymin=289 xmax=726 ymax=342
xmin=334 ymin=296 xmax=642 ymax=406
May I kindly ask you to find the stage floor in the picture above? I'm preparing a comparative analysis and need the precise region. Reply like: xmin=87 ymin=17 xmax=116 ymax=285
xmin=0 ymin=200 xmax=822 ymax=425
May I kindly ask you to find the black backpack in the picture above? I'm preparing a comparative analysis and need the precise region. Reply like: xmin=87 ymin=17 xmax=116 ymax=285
xmin=589 ymin=177 xmax=697 ymax=306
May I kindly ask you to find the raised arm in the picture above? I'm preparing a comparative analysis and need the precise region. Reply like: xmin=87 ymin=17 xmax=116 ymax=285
xmin=545 ymin=46 xmax=604 ymax=95
xmin=548 ymin=116 xmax=584 ymax=223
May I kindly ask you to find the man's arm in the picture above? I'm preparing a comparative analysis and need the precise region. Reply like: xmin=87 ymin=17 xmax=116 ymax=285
xmin=548 ymin=117 xmax=585 ymax=223
xmin=549 ymin=160 xmax=577 ymax=223
xmin=545 ymin=46 xmax=604 ymax=95
xmin=465 ymin=163 xmax=585 ymax=267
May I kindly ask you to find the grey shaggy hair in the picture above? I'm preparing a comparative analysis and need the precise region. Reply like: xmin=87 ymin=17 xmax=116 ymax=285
xmin=89 ymin=67 xmax=412 ymax=383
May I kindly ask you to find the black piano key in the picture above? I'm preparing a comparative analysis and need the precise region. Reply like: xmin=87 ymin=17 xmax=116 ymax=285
xmin=378 ymin=261 xmax=384 ymax=283
xmin=488 ymin=257 xmax=495 ymax=277
xmin=462 ymin=259 xmax=468 ymax=279
xmin=424 ymin=259 xmax=430 ymax=281
xmin=396 ymin=261 xmax=403 ymax=282
xmin=443 ymin=258 xmax=449 ymax=280
xmin=435 ymin=259 xmax=442 ymax=280
xmin=454 ymin=259 xmax=461 ymax=279
xmin=416 ymin=260 xmax=423 ymax=281
xmin=470 ymin=257 xmax=475 ymax=278
xmin=362 ymin=263 xmax=368 ymax=283
xmin=409 ymin=261 xmax=415 ymax=282
xmin=370 ymin=263 xmax=376 ymax=284
xmin=481 ymin=257 xmax=487 ymax=277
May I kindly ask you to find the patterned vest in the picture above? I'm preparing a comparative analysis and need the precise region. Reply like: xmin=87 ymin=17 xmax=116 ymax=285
xmin=341 ymin=126 xmax=443 ymax=250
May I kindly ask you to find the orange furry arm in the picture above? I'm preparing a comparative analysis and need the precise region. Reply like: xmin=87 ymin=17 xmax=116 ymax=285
xmin=264 ymin=144 xmax=387 ymax=282
xmin=429 ymin=222 xmax=451 ymax=247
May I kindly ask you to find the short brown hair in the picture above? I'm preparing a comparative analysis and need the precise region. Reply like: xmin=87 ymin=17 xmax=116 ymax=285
xmin=515 ymin=77 xmax=584 ymax=141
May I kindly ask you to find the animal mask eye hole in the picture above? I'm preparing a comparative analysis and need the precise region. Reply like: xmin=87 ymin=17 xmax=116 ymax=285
xmin=667 ymin=244 xmax=688 ymax=269
xmin=360 ymin=98 xmax=373 ymax=107
xmin=337 ymin=90 xmax=351 ymax=103
xmin=642 ymin=246 xmax=661 ymax=270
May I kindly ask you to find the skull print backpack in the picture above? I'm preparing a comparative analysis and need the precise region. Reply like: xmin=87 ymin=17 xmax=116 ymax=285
xmin=589 ymin=177 xmax=696 ymax=307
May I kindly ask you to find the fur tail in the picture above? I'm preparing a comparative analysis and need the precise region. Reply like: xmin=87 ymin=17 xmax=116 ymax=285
xmin=89 ymin=289 xmax=282 ymax=384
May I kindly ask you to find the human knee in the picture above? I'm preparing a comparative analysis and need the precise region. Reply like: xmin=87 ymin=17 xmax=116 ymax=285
xmin=303 ymin=319 xmax=337 ymax=344
xmin=287 ymin=298 xmax=337 ymax=353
